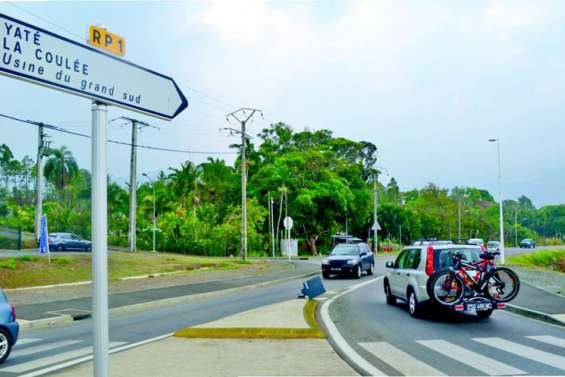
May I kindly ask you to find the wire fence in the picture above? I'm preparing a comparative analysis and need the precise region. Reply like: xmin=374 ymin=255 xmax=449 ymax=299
xmin=0 ymin=226 xmax=22 ymax=250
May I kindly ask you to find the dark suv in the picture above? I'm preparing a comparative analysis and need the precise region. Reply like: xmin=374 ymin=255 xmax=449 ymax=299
xmin=520 ymin=239 xmax=536 ymax=248
xmin=322 ymin=243 xmax=374 ymax=279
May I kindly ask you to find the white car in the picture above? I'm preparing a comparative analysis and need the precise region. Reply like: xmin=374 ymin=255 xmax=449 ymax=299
xmin=384 ymin=244 xmax=493 ymax=318
xmin=487 ymin=241 xmax=501 ymax=253
xmin=467 ymin=238 xmax=484 ymax=246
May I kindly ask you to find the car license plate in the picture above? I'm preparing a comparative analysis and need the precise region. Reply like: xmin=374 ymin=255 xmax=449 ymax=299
xmin=331 ymin=268 xmax=341 ymax=271
xmin=466 ymin=302 xmax=492 ymax=312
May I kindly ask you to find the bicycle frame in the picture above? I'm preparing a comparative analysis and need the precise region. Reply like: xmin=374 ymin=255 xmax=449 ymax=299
xmin=450 ymin=254 xmax=496 ymax=293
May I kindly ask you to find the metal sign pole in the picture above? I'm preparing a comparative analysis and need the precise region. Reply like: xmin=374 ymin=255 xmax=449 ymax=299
xmin=91 ymin=102 xmax=109 ymax=377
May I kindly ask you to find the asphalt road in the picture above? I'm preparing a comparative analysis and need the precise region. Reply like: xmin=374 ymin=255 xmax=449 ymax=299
xmin=0 ymin=261 xmax=358 ymax=376
xmin=328 ymin=259 xmax=565 ymax=376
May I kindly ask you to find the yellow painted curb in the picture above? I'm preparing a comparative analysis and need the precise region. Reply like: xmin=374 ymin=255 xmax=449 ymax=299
xmin=174 ymin=300 xmax=326 ymax=339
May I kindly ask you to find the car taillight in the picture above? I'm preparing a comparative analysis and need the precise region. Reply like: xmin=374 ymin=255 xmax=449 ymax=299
xmin=9 ymin=304 xmax=16 ymax=321
xmin=425 ymin=246 xmax=434 ymax=276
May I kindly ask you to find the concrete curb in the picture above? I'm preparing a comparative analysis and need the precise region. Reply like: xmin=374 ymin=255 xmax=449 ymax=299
xmin=318 ymin=277 xmax=385 ymax=377
xmin=19 ymin=270 xmax=320 ymax=332
xmin=504 ymin=303 xmax=565 ymax=327
xmin=18 ymin=314 xmax=74 ymax=330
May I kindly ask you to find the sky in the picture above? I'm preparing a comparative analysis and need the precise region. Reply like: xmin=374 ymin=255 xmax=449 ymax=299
xmin=1 ymin=0 xmax=564 ymax=207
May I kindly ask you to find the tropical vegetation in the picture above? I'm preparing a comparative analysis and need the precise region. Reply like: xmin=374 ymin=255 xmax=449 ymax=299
xmin=1 ymin=123 xmax=564 ymax=255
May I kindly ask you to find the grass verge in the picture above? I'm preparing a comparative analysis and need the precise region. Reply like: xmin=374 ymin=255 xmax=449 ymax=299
xmin=507 ymin=249 xmax=565 ymax=273
xmin=0 ymin=252 xmax=268 ymax=289
xmin=174 ymin=299 xmax=326 ymax=339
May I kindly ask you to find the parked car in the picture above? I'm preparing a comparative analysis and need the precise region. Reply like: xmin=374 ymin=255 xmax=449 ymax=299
xmin=384 ymin=244 xmax=500 ymax=318
xmin=487 ymin=241 xmax=501 ymax=252
xmin=467 ymin=238 xmax=484 ymax=246
xmin=0 ymin=289 xmax=18 ymax=364
xmin=520 ymin=238 xmax=536 ymax=248
xmin=48 ymin=233 xmax=92 ymax=251
xmin=322 ymin=243 xmax=374 ymax=279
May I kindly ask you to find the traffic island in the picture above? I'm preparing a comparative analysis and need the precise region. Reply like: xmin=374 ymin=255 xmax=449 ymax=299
xmin=174 ymin=299 xmax=325 ymax=339
xmin=52 ymin=299 xmax=358 ymax=377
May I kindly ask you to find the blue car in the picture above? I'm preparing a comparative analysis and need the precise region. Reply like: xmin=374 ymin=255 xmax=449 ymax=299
xmin=0 ymin=289 xmax=18 ymax=364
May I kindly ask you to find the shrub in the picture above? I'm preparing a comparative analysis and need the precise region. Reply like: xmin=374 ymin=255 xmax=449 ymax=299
xmin=0 ymin=258 xmax=17 ymax=270
xmin=19 ymin=255 xmax=38 ymax=262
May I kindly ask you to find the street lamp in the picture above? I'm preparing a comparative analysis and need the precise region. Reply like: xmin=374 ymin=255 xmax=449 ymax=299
xmin=142 ymin=173 xmax=157 ymax=253
xmin=488 ymin=138 xmax=505 ymax=263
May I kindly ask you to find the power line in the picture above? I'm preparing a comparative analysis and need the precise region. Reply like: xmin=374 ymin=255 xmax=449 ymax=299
xmin=0 ymin=113 xmax=237 ymax=155
xmin=6 ymin=1 xmax=85 ymax=42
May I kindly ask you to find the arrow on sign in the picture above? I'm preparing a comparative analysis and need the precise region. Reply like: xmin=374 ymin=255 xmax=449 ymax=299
xmin=0 ymin=13 xmax=188 ymax=120
xmin=372 ymin=221 xmax=381 ymax=231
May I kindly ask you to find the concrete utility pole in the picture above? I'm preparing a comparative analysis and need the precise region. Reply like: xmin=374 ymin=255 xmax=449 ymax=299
xmin=223 ymin=108 xmax=263 ymax=260
xmin=458 ymin=197 xmax=462 ymax=241
xmin=34 ymin=124 xmax=49 ymax=240
xmin=112 ymin=117 xmax=152 ymax=252
xmin=129 ymin=120 xmax=138 ymax=252
xmin=514 ymin=206 xmax=518 ymax=248
xmin=489 ymin=138 xmax=505 ymax=263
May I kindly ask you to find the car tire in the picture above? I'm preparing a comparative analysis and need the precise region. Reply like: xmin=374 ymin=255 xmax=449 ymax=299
xmin=55 ymin=244 xmax=63 ymax=251
xmin=384 ymin=280 xmax=396 ymax=305
xmin=407 ymin=289 xmax=422 ymax=318
xmin=367 ymin=262 xmax=374 ymax=275
xmin=477 ymin=309 xmax=493 ymax=319
xmin=0 ymin=327 xmax=13 ymax=364
xmin=354 ymin=265 xmax=362 ymax=279
xmin=322 ymin=271 xmax=330 ymax=279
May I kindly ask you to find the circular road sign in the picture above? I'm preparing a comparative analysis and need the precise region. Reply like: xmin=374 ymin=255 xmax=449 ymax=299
xmin=283 ymin=216 xmax=294 ymax=230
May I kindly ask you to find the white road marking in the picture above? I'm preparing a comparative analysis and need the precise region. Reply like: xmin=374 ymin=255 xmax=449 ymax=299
xmin=319 ymin=276 xmax=386 ymax=376
xmin=11 ymin=339 xmax=81 ymax=357
xmin=15 ymin=338 xmax=41 ymax=346
xmin=19 ymin=334 xmax=172 ymax=377
xmin=474 ymin=337 xmax=565 ymax=371
xmin=417 ymin=339 xmax=526 ymax=376
xmin=526 ymin=335 xmax=565 ymax=349
xmin=4 ymin=341 xmax=125 ymax=374
xmin=359 ymin=341 xmax=445 ymax=376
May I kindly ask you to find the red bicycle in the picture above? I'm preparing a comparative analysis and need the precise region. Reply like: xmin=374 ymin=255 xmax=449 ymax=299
xmin=426 ymin=250 xmax=520 ymax=307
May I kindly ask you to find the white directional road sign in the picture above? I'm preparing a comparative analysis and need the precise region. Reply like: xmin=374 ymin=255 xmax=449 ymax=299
xmin=0 ymin=13 xmax=188 ymax=120
xmin=283 ymin=216 xmax=293 ymax=230
xmin=372 ymin=221 xmax=381 ymax=231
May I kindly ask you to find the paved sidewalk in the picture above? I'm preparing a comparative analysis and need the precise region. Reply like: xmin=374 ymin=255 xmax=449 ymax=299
xmin=11 ymin=261 xmax=318 ymax=321
xmin=53 ymin=299 xmax=357 ymax=377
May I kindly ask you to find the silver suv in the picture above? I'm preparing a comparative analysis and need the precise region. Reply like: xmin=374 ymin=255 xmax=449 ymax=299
xmin=384 ymin=244 xmax=482 ymax=317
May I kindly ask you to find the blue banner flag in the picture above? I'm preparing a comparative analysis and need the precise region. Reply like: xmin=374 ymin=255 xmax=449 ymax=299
xmin=38 ymin=215 xmax=50 ymax=254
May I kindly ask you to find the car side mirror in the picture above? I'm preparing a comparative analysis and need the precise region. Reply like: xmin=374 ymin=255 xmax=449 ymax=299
xmin=385 ymin=261 xmax=394 ymax=268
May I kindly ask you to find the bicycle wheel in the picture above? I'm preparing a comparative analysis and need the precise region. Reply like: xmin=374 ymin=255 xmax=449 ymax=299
xmin=483 ymin=267 xmax=520 ymax=303
xmin=427 ymin=271 xmax=465 ymax=306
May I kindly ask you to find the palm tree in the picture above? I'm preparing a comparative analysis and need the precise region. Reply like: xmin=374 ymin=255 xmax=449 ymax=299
xmin=168 ymin=161 xmax=200 ymax=214
xmin=43 ymin=146 xmax=78 ymax=205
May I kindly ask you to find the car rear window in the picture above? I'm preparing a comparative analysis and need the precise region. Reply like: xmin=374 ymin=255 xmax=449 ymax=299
xmin=435 ymin=248 xmax=481 ymax=271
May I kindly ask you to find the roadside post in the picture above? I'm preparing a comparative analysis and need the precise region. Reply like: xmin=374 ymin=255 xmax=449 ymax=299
xmin=283 ymin=216 xmax=293 ymax=262
xmin=0 ymin=13 xmax=188 ymax=377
